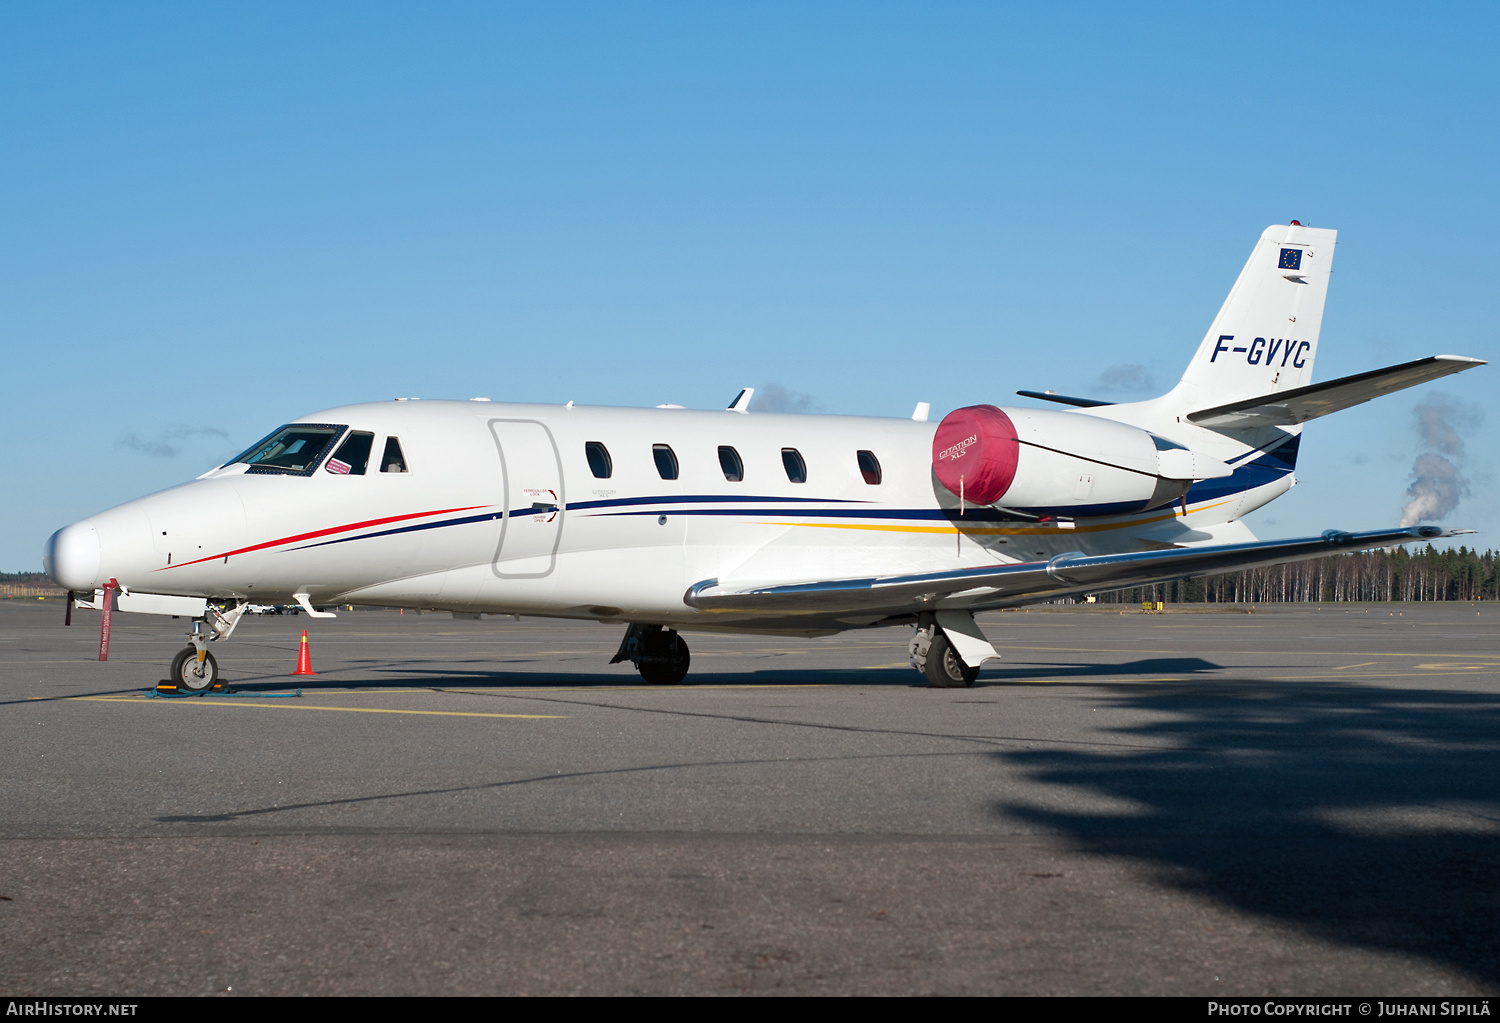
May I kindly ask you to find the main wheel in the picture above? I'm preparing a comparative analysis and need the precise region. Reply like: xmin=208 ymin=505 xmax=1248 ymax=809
xmin=638 ymin=632 xmax=691 ymax=685
xmin=923 ymin=632 xmax=978 ymax=688
xmin=169 ymin=647 xmax=219 ymax=692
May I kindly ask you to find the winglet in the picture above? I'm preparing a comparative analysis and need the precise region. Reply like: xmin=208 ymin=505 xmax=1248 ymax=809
xmin=912 ymin=402 xmax=931 ymax=422
xmin=727 ymin=388 xmax=754 ymax=413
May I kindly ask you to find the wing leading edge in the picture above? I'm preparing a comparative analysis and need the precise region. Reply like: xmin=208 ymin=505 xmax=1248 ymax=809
xmin=684 ymin=526 xmax=1460 ymax=616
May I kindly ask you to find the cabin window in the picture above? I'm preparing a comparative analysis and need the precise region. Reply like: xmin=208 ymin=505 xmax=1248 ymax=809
xmin=381 ymin=437 xmax=409 ymax=473
xmin=718 ymin=446 xmax=743 ymax=482
xmin=781 ymin=448 xmax=807 ymax=484
xmin=585 ymin=441 xmax=613 ymax=479
xmin=326 ymin=432 xmax=374 ymax=475
xmin=232 ymin=424 xmax=345 ymax=476
xmin=857 ymin=450 xmax=882 ymax=485
xmin=653 ymin=444 xmax=679 ymax=480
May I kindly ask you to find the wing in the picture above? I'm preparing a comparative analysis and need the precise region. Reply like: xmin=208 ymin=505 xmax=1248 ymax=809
xmin=684 ymin=526 xmax=1462 ymax=616
xmin=1186 ymin=355 xmax=1485 ymax=429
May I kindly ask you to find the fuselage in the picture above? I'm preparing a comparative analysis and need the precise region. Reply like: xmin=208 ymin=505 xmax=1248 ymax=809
xmin=45 ymin=398 xmax=1295 ymax=636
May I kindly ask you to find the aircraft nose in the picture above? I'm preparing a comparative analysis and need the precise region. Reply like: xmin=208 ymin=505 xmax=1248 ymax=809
xmin=44 ymin=521 xmax=102 ymax=593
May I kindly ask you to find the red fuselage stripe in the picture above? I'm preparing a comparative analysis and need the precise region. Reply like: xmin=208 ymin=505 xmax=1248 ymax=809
xmin=155 ymin=505 xmax=491 ymax=570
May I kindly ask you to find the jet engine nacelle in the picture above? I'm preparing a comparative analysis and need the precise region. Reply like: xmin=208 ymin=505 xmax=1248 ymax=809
xmin=931 ymin=405 xmax=1229 ymax=518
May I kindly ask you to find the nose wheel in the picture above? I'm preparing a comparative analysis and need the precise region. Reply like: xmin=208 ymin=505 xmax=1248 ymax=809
xmin=169 ymin=646 xmax=220 ymax=692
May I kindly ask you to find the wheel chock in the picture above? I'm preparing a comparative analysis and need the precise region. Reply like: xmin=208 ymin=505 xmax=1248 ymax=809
xmin=145 ymin=685 xmax=303 ymax=699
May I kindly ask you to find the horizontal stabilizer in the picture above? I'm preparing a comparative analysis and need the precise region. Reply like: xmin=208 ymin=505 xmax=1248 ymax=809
xmin=1015 ymin=390 xmax=1111 ymax=408
xmin=1187 ymin=355 xmax=1485 ymax=428
xmin=685 ymin=526 xmax=1458 ymax=616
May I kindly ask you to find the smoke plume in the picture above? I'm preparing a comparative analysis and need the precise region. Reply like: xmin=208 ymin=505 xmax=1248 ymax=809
xmin=1398 ymin=394 xmax=1481 ymax=526
xmin=117 ymin=424 xmax=230 ymax=459
xmin=1092 ymin=364 xmax=1156 ymax=398
xmin=755 ymin=383 xmax=822 ymax=414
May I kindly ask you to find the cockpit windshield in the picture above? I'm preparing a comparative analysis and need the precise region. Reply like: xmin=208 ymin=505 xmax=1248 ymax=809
xmin=231 ymin=424 xmax=346 ymax=475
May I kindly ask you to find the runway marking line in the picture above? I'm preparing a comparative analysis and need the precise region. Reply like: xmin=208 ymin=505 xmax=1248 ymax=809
xmin=70 ymin=695 xmax=565 ymax=719
xmin=440 ymin=684 xmax=833 ymax=693
xmin=1267 ymin=670 xmax=1500 ymax=681
xmin=193 ymin=688 xmax=440 ymax=697
xmin=992 ymin=646 xmax=1500 ymax=661
xmin=993 ymin=671 xmax=1499 ymax=684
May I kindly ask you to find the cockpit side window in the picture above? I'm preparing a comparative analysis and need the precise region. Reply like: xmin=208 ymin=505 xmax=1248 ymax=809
xmin=233 ymin=424 xmax=346 ymax=476
xmin=326 ymin=432 xmax=374 ymax=475
xmin=381 ymin=437 xmax=409 ymax=473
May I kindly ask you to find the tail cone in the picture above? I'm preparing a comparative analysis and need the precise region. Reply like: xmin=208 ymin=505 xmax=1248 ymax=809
xmin=291 ymin=630 xmax=318 ymax=676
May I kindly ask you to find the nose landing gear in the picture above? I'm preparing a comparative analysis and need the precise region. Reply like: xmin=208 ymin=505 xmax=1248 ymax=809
xmin=611 ymin=623 xmax=692 ymax=685
xmin=167 ymin=601 xmax=246 ymax=693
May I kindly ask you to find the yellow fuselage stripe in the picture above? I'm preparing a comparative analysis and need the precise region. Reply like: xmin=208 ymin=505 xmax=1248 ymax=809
xmin=755 ymin=498 xmax=1235 ymax=537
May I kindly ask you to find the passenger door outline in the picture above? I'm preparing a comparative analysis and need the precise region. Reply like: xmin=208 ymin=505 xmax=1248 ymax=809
xmin=488 ymin=419 xmax=566 ymax=578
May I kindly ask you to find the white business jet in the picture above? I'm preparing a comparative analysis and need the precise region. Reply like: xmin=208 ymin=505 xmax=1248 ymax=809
xmin=44 ymin=223 xmax=1483 ymax=690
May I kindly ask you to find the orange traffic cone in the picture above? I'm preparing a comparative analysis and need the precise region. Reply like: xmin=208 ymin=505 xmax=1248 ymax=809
xmin=291 ymin=630 xmax=318 ymax=676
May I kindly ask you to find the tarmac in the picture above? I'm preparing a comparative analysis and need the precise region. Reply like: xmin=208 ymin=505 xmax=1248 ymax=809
xmin=1 ymin=597 xmax=1496 ymax=996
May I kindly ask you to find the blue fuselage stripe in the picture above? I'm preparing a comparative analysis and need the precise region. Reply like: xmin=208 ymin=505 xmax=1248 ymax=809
xmin=279 ymin=467 xmax=1292 ymax=553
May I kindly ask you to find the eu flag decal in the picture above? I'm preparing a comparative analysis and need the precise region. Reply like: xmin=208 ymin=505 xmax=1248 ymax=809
xmin=1279 ymin=248 xmax=1303 ymax=270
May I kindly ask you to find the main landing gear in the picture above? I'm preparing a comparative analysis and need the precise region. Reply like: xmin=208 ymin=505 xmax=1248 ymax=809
xmin=169 ymin=602 xmax=246 ymax=693
xmin=909 ymin=619 xmax=981 ymax=688
xmin=611 ymin=623 xmax=692 ymax=685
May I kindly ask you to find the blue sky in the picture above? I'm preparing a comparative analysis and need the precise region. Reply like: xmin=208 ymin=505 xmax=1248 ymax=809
xmin=3 ymin=2 xmax=1496 ymax=569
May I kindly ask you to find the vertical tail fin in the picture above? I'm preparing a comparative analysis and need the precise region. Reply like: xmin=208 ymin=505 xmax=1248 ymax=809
xmin=1171 ymin=223 xmax=1338 ymax=411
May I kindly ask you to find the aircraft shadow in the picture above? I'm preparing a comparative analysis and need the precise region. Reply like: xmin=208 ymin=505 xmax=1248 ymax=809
xmin=989 ymin=677 xmax=1500 ymax=988
xmin=224 ymin=666 xmax=924 ymax=690
xmin=979 ymin=657 xmax=1223 ymax=682
xmin=221 ymin=656 xmax=1226 ymax=692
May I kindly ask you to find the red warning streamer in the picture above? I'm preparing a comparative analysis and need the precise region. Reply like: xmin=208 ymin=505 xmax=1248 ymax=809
xmin=98 ymin=578 xmax=117 ymax=662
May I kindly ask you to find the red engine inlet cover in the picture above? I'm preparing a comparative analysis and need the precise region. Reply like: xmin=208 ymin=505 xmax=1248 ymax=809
xmin=932 ymin=405 xmax=1020 ymax=506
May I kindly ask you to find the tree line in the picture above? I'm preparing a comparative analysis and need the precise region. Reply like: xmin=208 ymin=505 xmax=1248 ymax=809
xmin=1090 ymin=545 xmax=1497 ymax=605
